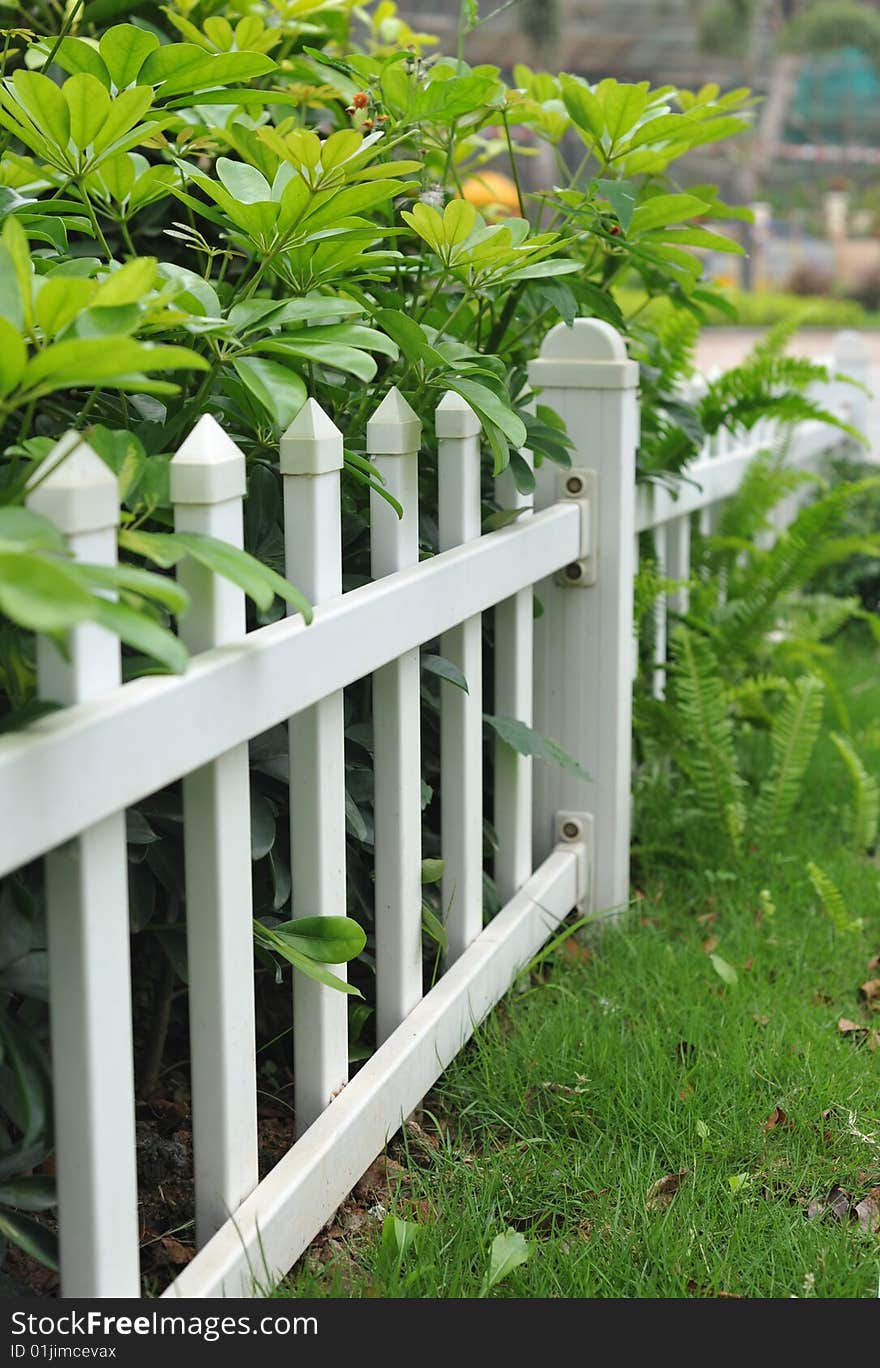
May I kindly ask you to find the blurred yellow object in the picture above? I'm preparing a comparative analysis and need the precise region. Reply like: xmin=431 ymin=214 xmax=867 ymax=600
xmin=461 ymin=171 xmax=521 ymax=216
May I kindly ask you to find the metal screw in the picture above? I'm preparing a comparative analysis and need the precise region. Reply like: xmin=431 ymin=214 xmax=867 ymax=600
xmin=566 ymin=475 xmax=584 ymax=495
xmin=562 ymin=820 xmax=580 ymax=840
xmin=564 ymin=562 xmax=583 ymax=582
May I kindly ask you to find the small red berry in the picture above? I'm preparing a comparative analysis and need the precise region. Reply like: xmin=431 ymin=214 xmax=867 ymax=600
xmin=352 ymin=91 xmax=369 ymax=109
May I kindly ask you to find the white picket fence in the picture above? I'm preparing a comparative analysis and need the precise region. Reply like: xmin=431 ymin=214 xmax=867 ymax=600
xmin=0 ymin=320 xmax=868 ymax=1299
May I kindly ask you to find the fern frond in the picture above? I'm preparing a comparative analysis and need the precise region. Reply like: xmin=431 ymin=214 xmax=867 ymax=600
xmin=699 ymin=355 xmax=864 ymax=443
xmin=751 ymin=674 xmax=825 ymax=845
xmin=669 ymin=627 xmax=746 ymax=854
xmin=807 ymin=861 xmax=863 ymax=933
xmin=716 ymin=449 xmax=817 ymax=546
xmin=711 ymin=480 xmax=880 ymax=661
xmin=830 ymin=731 xmax=879 ymax=852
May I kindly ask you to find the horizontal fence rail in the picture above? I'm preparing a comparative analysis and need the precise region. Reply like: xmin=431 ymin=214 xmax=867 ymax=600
xmin=0 ymin=319 xmax=868 ymax=1299
xmin=0 ymin=503 xmax=581 ymax=880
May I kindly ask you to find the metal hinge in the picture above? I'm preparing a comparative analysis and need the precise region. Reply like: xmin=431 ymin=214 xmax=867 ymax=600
xmin=557 ymin=468 xmax=597 ymax=587
xmin=556 ymin=810 xmax=595 ymax=914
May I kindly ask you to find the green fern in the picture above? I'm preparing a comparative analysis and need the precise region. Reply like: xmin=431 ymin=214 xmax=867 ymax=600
xmin=751 ymin=675 xmax=825 ymax=846
xmin=830 ymin=731 xmax=879 ymax=852
xmin=669 ymin=627 xmax=746 ymax=854
xmin=699 ymin=354 xmax=864 ymax=441
xmin=710 ymin=479 xmax=880 ymax=664
xmin=806 ymin=861 xmax=863 ymax=933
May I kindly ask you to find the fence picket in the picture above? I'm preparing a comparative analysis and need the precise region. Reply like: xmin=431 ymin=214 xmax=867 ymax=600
xmin=171 ymin=415 xmax=258 ymax=1246
xmin=652 ymin=522 xmax=668 ymax=700
xmin=436 ymin=393 xmax=484 ymax=962
xmin=666 ymin=514 xmax=691 ymax=617
xmin=27 ymin=434 xmax=140 ymax=1296
xmin=493 ymin=451 xmax=535 ymax=905
xmin=368 ymin=388 xmax=424 ymax=1043
xmin=281 ymin=400 xmax=349 ymax=1132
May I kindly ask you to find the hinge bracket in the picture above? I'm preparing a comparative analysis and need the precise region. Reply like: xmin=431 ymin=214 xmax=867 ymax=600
xmin=555 ymin=811 xmax=595 ymax=914
xmin=557 ymin=468 xmax=597 ymax=587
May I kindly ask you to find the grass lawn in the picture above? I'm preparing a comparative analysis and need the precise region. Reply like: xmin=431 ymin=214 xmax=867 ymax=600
xmin=278 ymin=637 xmax=880 ymax=1299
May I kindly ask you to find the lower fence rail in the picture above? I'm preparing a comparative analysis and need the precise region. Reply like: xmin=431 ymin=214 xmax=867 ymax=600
xmin=163 ymin=840 xmax=586 ymax=1298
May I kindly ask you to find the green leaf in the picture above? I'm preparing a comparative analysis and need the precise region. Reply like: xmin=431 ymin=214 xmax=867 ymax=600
xmin=480 ymin=1228 xmax=530 ymax=1296
xmin=98 ymin=23 xmax=160 ymax=89
xmin=78 ymin=563 xmax=188 ymax=617
xmin=231 ymin=355 xmax=307 ymax=431
xmin=34 ymin=276 xmax=96 ymax=338
xmin=422 ymin=653 xmax=469 ymax=693
xmin=10 ymin=71 xmax=70 ymax=153
xmin=421 ymin=902 xmax=448 ymax=953
xmin=421 ymin=858 xmax=445 ymax=885
xmin=269 ymin=916 xmax=366 ymax=964
xmin=560 ymin=74 xmax=604 ymax=140
xmin=597 ymin=178 xmax=637 ymax=231
xmin=484 ymin=714 xmax=591 ymax=782
xmin=709 ymin=953 xmax=738 ymax=987
xmin=65 ymin=73 xmax=111 ymax=150
xmin=138 ymin=44 xmax=276 ymax=98
xmin=630 ymin=193 xmax=711 ymax=235
xmin=169 ymin=531 xmax=312 ymax=621
xmin=91 ymin=257 xmax=156 ymax=307
xmin=21 ymin=337 xmax=206 ymax=391
xmin=253 ymin=922 xmax=362 ymax=996
xmin=0 ymin=551 xmax=95 ymax=632
xmin=0 ymin=509 xmax=66 ymax=555
xmin=0 ymin=1209 xmax=58 ymax=1271
xmin=91 ymin=597 xmax=188 ymax=674
xmin=216 ymin=157 xmax=272 ymax=205
xmin=603 ymin=83 xmax=648 ymax=145
xmin=0 ymin=1177 xmax=56 ymax=1212
xmin=0 ymin=318 xmax=26 ymax=395
xmin=90 ymin=85 xmax=154 ymax=156
xmin=380 ymin=1213 xmax=419 ymax=1265
xmin=445 ymin=377 xmax=527 ymax=449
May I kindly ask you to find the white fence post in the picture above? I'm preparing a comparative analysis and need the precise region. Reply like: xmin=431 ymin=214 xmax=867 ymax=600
xmin=437 ymin=393 xmax=484 ymax=962
xmin=529 ymin=320 xmax=639 ymax=914
xmin=281 ymin=400 xmax=349 ymax=1132
xmin=171 ymin=415 xmax=258 ymax=1247
xmin=27 ymin=433 xmax=141 ymax=1297
xmin=368 ymin=388 xmax=423 ymax=1043
xmin=831 ymin=330 xmax=870 ymax=436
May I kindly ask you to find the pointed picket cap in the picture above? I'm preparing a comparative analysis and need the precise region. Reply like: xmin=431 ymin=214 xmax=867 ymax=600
xmin=435 ymin=391 xmax=481 ymax=440
xmin=528 ymin=318 xmax=638 ymax=391
xmin=171 ymin=413 xmax=247 ymax=506
xmin=367 ymin=386 xmax=421 ymax=456
xmin=280 ymin=399 xmax=343 ymax=476
xmin=27 ymin=431 xmax=118 ymax=535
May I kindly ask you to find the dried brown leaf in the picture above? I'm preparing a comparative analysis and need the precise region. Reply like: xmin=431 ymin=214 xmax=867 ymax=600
xmin=859 ymin=978 xmax=880 ymax=1002
xmin=646 ymin=1170 xmax=687 ymax=1211
xmin=763 ymin=1106 xmax=791 ymax=1132
xmin=866 ymin=953 xmax=880 ymax=973
xmin=838 ymin=1017 xmax=865 ymax=1035
xmin=811 ymin=991 xmax=832 ymax=1006
xmin=855 ymin=1187 xmax=880 ymax=1233
xmin=157 ymin=1235 xmax=194 ymax=1266
xmin=560 ymin=936 xmax=593 ymax=965
xmin=702 ymin=935 xmax=720 ymax=955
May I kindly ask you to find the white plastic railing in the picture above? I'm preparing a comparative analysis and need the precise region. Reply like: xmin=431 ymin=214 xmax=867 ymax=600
xmin=0 ymin=320 xmax=867 ymax=1298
